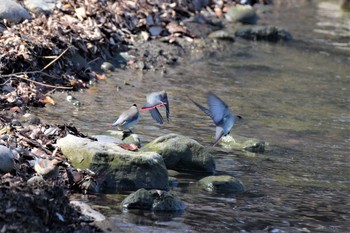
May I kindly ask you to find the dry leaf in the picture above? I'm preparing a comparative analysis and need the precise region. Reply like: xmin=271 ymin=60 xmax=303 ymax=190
xmin=39 ymin=96 xmax=55 ymax=105
xmin=95 ymin=73 xmax=106 ymax=80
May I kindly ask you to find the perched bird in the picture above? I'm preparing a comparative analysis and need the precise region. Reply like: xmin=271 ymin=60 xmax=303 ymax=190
xmin=189 ymin=92 xmax=242 ymax=147
xmin=140 ymin=91 xmax=170 ymax=124
xmin=33 ymin=158 xmax=60 ymax=179
xmin=110 ymin=104 xmax=140 ymax=136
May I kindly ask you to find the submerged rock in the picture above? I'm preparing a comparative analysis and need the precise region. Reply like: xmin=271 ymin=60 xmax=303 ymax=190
xmin=198 ymin=175 xmax=246 ymax=193
xmin=141 ymin=134 xmax=216 ymax=174
xmin=219 ymin=134 xmax=268 ymax=154
xmin=121 ymin=188 xmax=185 ymax=212
xmin=57 ymin=134 xmax=168 ymax=192
xmin=235 ymin=25 xmax=292 ymax=42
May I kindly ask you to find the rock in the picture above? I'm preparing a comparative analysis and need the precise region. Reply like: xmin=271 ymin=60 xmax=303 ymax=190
xmin=24 ymin=0 xmax=52 ymax=15
xmin=208 ymin=29 xmax=235 ymax=41
xmin=0 ymin=145 xmax=15 ymax=173
xmin=198 ymin=175 xmax=246 ymax=193
xmin=107 ymin=130 xmax=141 ymax=147
xmin=341 ymin=0 xmax=350 ymax=11
xmin=121 ymin=188 xmax=185 ymax=212
xmin=27 ymin=176 xmax=45 ymax=185
xmin=101 ymin=62 xmax=115 ymax=72
xmin=219 ymin=134 xmax=268 ymax=154
xmin=57 ymin=134 xmax=168 ymax=192
xmin=235 ymin=25 xmax=292 ymax=42
xmin=93 ymin=135 xmax=123 ymax=144
xmin=225 ymin=5 xmax=258 ymax=24
xmin=0 ymin=0 xmax=31 ymax=24
xmin=70 ymin=200 xmax=106 ymax=221
xmin=141 ymin=134 xmax=216 ymax=174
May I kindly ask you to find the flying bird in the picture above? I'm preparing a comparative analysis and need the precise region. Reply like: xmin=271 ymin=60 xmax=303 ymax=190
xmin=140 ymin=91 xmax=170 ymax=124
xmin=110 ymin=104 xmax=140 ymax=132
xmin=189 ymin=92 xmax=241 ymax=147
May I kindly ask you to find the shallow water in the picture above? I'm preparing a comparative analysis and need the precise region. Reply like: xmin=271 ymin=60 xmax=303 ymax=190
xmin=33 ymin=1 xmax=350 ymax=232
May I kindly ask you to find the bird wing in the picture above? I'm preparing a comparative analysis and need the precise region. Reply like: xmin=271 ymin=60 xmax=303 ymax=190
xmin=188 ymin=96 xmax=214 ymax=119
xmin=149 ymin=107 xmax=164 ymax=124
xmin=207 ymin=92 xmax=229 ymax=125
xmin=113 ymin=106 xmax=139 ymax=126
xmin=162 ymin=94 xmax=170 ymax=122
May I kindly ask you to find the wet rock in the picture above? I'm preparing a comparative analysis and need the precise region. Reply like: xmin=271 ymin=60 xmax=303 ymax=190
xmin=219 ymin=134 xmax=268 ymax=154
xmin=0 ymin=145 xmax=15 ymax=173
xmin=0 ymin=0 xmax=31 ymax=24
xmin=57 ymin=134 xmax=168 ymax=191
xmin=24 ymin=0 xmax=52 ymax=15
xmin=183 ymin=14 xmax=223 ymax=38
xmin=70 ymin=200 xmax=106 ymax=221
xmin=107 ymin=130 xmax=141 ymax=148
xmin=121 ymin=188 xmax=185 ymax=211
xmin=341 ymin=0 xmax=350 ymax=11
xmin=208 ymin=29 xmax=235 ymax=41
xmin=101 ymin=62 xmax=115 ymax=72
xmin=93 ymin=135 xmax=123 ymax=144
xmin=225 ymin=5 xmax=258 ymax=24
xmin=198 ymin=175 xmax=246 ymax=193
xmin=235 ymin=25 xmax=293 ymax=42
xmin=141 ymin=134 xmax=215 ymax=174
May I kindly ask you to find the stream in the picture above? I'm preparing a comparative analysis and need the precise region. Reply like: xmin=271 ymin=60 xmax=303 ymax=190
xmin=32 ymin=1 xmax=350 ymax=232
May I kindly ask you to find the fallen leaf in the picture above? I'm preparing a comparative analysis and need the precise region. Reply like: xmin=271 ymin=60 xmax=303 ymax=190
xmin=118 ymin=143 xmax=138 ymax=151
xmin=39 ymin=96 xmax=55 ymax=105
xmin=95 ymin=73 xmax=106 ymax=80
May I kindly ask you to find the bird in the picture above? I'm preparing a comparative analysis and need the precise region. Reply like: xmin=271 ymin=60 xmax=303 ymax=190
xmin=33 ymin=158 xmax=60 ymax=179
xmin=188 ymin=92 xmax=242 ymax=147
xmin=110 ymin=104 xmax=140 ymax=139
xmin=140 ymin=90 xmax=170 ymax=124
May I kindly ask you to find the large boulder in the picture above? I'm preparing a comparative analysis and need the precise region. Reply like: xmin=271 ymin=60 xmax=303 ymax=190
xmin=0 ymin=0 xmax=31 ymax=24
xmin=198 ymin=175 xmax=246 ymax=194
xmin=57 ymin=134 xmax=169 ymax=192
xmin=141 ymin=134 xmax=215 ymax=174
xmin=121 ymin=188 xmax=185 ymax=212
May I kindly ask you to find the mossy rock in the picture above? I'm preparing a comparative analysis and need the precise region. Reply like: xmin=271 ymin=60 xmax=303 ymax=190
xmin=122 ymin=188 xmax=185 ymax=211
xmin=57 ymin=134 xmax=168 ymax=192
xmin=198 ymin=175 xmax=246 ymax=194
xmin=141 ymin=134 xmax=216 ymax=174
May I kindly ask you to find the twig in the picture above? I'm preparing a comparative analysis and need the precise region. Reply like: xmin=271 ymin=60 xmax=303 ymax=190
xmin=0 ymin=72 xmax=72 ymax=89
xmin=0 ymin=47 xmax=73 ymax=89
xmin=40 ymin=47 xmax=70 ymax=72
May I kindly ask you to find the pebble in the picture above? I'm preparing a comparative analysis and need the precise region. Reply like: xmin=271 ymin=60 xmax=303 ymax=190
xmin=0 ymin=145 xmax=15 ymax=173
xmin=101 ymin=62 xmax=115 ymax=72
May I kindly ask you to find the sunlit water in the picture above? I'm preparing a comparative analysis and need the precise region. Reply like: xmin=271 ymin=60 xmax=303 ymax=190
xmin=33 ymin=1 xmax=350 ymax=232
